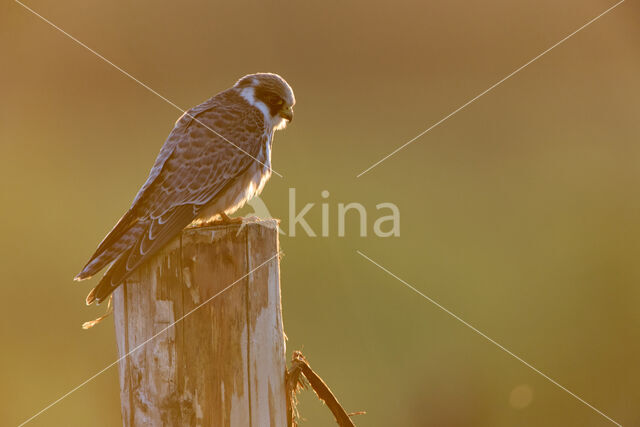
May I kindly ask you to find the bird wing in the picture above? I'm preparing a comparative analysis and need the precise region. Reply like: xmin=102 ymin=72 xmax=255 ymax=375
xmin=141 ymin=102 xmax=266 ymax=218
xmin=83 ymin=93 xmax=267 ymax=303
xmin=75 ymin=100 xmax=217 ymax=280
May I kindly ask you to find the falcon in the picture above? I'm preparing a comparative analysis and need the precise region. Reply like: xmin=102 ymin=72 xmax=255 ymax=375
xmin=75 ymin=73 xmax=295 ymax=305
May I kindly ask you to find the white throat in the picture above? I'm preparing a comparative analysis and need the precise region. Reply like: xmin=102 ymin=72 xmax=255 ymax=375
xmin=239 ymin=87 xmax=287 ymax=130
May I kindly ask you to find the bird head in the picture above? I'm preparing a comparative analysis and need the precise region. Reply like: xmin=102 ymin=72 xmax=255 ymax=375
xmin=234 ymin=73 xmax=295 ymax=130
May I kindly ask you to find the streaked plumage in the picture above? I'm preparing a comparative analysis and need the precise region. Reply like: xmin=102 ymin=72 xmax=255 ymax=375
xmin=75 ymin=73 xmax=295 ymax=305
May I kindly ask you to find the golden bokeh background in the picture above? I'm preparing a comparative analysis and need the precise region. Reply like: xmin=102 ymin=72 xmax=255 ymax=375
xmin=1 ymin=0 xmax=639 ymax=425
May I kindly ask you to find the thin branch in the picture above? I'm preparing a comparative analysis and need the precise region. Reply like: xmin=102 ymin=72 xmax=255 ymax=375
xmin=286 ymin=351 xmax=364 ymax=427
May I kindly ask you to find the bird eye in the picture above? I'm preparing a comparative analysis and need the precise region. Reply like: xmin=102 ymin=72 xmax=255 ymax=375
xmin=270 ymin=96 xmax=284 ymax=106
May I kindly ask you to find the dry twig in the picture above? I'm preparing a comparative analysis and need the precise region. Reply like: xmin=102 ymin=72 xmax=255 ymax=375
xmin=286 ymin=351 xmax=364 ymax=427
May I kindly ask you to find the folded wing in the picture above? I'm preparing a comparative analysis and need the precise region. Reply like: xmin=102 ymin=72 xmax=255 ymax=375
xmin=78 ymin=95 xmax=266 ymax=304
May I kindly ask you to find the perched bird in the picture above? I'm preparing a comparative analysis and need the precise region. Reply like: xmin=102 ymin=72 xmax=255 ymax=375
xmin=75 ymin=73 xmax=295 ymax=305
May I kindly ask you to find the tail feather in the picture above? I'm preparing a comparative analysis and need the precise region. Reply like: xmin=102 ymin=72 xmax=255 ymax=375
xmin=75 ymin=210 xmax=143 ymax=281
xmin=85 ymin=204 xmax=198 ymax=305
xmin=85 ymin=249 xmax=132 ymax=305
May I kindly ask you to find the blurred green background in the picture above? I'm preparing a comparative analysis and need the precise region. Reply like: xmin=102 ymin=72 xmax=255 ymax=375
xmin=1 ymin=0 xmax=639 ymax=425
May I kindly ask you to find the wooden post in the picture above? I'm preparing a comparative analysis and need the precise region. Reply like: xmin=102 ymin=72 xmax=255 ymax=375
xmin=112 ymin=219 xmax=287 ymax=426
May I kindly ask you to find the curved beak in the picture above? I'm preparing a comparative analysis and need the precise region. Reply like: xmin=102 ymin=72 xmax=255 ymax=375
xmin=279 ymin=106 xmax=293 ymax=123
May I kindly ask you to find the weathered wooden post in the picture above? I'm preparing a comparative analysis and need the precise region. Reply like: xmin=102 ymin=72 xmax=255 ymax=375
xmin=112 ymin=219 xmax=287 ymax=426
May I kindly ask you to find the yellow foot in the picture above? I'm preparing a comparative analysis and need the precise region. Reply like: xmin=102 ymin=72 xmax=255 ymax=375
xmin=210 ymin=213 xmax=244 ymax=225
